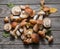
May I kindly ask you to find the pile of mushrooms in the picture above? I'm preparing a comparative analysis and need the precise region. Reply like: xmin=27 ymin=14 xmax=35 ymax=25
xmin=3 ymin=0 xmax=57 ymax=44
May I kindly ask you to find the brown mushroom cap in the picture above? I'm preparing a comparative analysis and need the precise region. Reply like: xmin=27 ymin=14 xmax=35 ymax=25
xmin=11 ymin=22 xmax=18 ymax=29
xmin=38 ymin=31 xmax=45 ymax=38
xmin=31 ymin=33 xmax=39 ymax=43
xmin=29 ymin=19 xmax=37 ymax=24
xmin=25 ymin=6 xmax=35 ymax=17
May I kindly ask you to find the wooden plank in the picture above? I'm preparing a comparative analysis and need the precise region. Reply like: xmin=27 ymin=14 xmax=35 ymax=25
xmin=0 ymin=44 xmax=59 ymax=49
xmin=0 ymin=5 xmax=60 ymax=17
xmin=0 ymin=0 xmax=60 ymax=4
xmin=0 ymin=30 xmax=60 ymax=44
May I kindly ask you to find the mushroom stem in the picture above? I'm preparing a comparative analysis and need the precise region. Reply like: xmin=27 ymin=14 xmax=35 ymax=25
xmin=45 ymin=35 xmax=53 ymax=43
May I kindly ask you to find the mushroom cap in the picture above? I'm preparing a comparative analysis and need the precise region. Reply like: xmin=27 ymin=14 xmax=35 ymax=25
xmin=11 ymin=22 xmax=18 ymax=29
xmin=31 ymin=33 xmax=39 ymax=43
xmin=38 ymin=10 xmax=45 ymax=15
xmin=25 ymin=6 xmax=35 ymax=17
xmin=38 ymin=31 xmax=45 ymax=38
xmin=20 ymin=11 xmax=29 ymax=19
xmin=4 ymin=23 xmax=12 ymax=31
xmin=29 ymin=19 xmax=37 ymax=24
xmin=11 ymin=6 xmax=21 ymax=15
xmin=43 ymin=18 xmax=51 ymax=28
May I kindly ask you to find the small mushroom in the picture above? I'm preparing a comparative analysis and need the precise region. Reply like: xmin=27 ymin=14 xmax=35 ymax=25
xmin=33 ymin=15 xmax=38 ymax=20
xmin=4 ymin=17 xmax=9 ymax=23
xmin=43 ymin=18 xmax=51 ymax=28
xmin=11 ymin=6 xmax=21 ymax=15
xmin=10 ymin=30 xmax=17 ymax=39
xmin=4 ymin=23 xmax=12 ymax=31
xmin=25 ymin=6 xmax=35 ymax=17
xmin=11 ymin=22 xmax=18 ymax=29
xmin=20 ymin=11 xmax=29 ymax=19
xmin=29 ymin=19 xmax=37 ymax=24
xmin=31 ymin=33 xmax=39 ymax=43
xmin=43 ymin=6 xmax=50 ymax=12
xmin=10 ymin=25 xmax=20 ymax=39
xmin=38 ymin=29 xmax=47 ymax=38
xmin=10 ymin=14 xmax=21 ymax=22
xmin=45 ymin=35 xmax=53 ymax=43
xmin=33 ymin=24 xmax=39 ymax=32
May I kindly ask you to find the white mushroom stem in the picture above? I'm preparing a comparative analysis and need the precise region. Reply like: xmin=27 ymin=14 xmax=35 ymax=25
xmin=19 ymin=28 xmax=23 ymax=33
xmin=16 ymin=30 xmax=21 ymax=36
xmin=10 ymin=24 xmax=20 ymax=39
xmin=10 ymin=31 xmax=17 ymax=39
xmin=33 ymin=15 xmax=38 ymax=20
xmin=38 ymin=15 xmax=43 ymax=20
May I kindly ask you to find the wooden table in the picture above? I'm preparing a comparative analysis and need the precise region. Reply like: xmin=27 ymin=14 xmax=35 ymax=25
xmin=0 ymin=0 xmax=60 ymax=49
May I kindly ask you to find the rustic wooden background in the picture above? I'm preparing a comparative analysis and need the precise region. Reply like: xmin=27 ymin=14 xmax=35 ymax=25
xmin=0 ymin=0 xmax=60 ymax=49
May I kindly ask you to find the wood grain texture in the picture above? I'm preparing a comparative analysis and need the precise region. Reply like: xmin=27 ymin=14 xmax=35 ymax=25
xmin=0 ymin=0 xmax=60 ymax=4
xmin=0 ymin=44 xmax=59 ymax=49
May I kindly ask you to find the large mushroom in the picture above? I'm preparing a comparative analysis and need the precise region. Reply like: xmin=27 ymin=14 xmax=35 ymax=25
xmin=25 ymin=5 xmax=35 ymax=17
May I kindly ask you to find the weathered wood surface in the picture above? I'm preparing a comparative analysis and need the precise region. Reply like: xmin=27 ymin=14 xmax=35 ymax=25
xmin=0 ymin=0 xmax=60 ymax=4
xmin=0 ymin=0 xmax=60 ymax=49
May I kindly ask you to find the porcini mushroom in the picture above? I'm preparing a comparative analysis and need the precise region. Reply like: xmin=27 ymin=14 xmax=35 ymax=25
xmin=38 ymin=29 xmax=47 ymax=38
xmin=11 ymin=6 xmax=21 ymax=15
xmin=25 ymin=6 xmax=35 ymax=17
xmin=45 ymin=35 xmax=53 ymax=43
xmin=4 ymin=23 xmax=12 ymax=31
